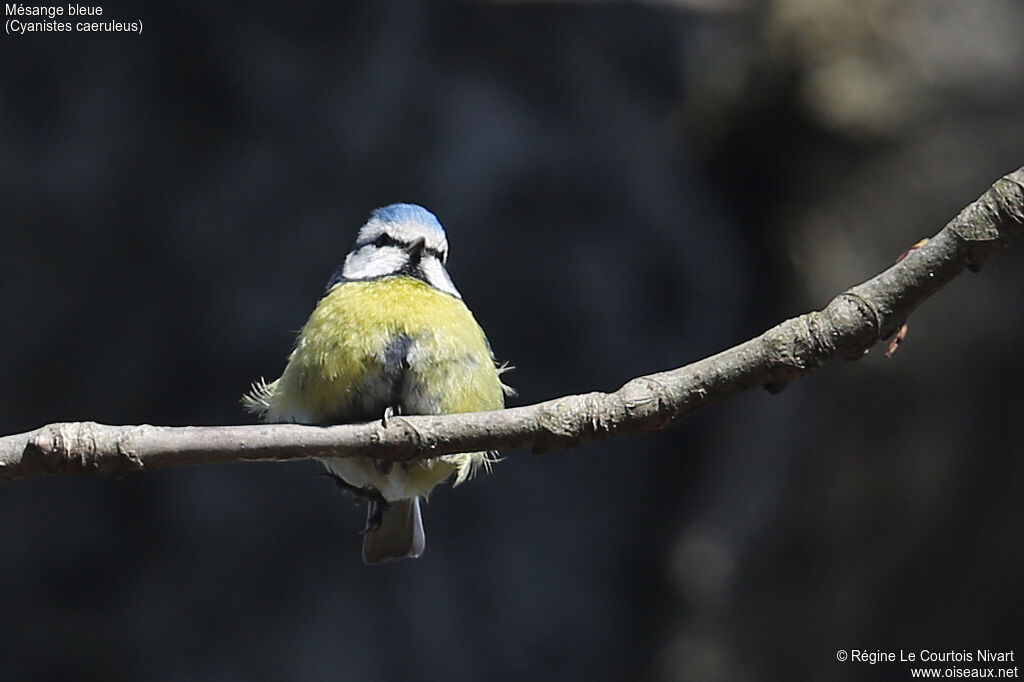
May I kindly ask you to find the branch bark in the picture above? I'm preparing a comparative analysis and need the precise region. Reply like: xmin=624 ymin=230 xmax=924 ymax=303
xmin=2 ymin=167 xmax=1022 ymax=482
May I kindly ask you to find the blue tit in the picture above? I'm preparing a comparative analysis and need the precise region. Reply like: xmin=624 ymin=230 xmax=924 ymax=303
xmin=244 ymin=203 xmax=510 ymax=564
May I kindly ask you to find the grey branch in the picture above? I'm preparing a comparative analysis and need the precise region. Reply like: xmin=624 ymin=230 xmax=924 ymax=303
xmin=2 ymin=168 xmax=1022 ymax=482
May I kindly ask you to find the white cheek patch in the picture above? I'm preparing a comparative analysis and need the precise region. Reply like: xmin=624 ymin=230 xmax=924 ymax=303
xmin=354 ymin=224 xmax=384 ymax=246
xmin=420 ymin=256 xmax=461 ymax=298
xmin=342 ymin=246 xmax=408 ymax=280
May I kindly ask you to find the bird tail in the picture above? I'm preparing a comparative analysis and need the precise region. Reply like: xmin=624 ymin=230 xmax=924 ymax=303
xmin=362 ymin=498 xmax=425 ymax=564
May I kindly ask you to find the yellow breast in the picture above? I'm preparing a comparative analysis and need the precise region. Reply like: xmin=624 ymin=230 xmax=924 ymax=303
xmin=257 ymin=275 xmax=506 ymax=499
xmin=267 ymin=275 xmax=505 ymax=425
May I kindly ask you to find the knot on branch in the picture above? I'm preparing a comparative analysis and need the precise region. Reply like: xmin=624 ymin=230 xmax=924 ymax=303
xmin=761 ymin=314 xmax=830 ymax=390
xmin=988 ymin=175 xmax=1024 ymax=229
xmin=618 ymin=376 xmax=681 ymax=430
xmin=32 ymin=422 xmax=100 ymax=473
xmin=762 ymin=294 xmax=879 ymax=391
xmin=374 ymin=417 xmax=428 ymax=462
xmin=31 ymin=422 xmax=143 ymax=475
xmin=533 ymin=393 xmax=609 ymax=453
xmin=827 ymin=292 xmax=882 ymax=358
xmin=949 ymin=171 xmax=1024 ymax=268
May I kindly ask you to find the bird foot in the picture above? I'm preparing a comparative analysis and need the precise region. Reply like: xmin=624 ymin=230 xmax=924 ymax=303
xmin=381 ymin=404 xmax=402 ymax=427
xmin=320 ymin=472 xmax=390 ymax=535
xmin=320 ymin=471 xmax=378 ymax=503
xmin=361 ymin=494 xmax=391 ymax=535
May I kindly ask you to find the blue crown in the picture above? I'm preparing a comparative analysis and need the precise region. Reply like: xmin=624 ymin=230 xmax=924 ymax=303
xmin=371 ymin=203 xmax=445 ymax=234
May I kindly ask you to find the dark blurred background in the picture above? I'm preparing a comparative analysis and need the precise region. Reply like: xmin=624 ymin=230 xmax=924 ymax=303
xmin=1 ymin=1 xmax=1022 ymax=680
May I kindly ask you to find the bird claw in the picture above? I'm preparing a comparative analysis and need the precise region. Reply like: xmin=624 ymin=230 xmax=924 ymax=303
xmin=321 ymin=472 xmax=390 ymax=535
xmin=321 ymin=471 xmax=378 ymax=502
xmin=361 ymin=495 xmax=391 ymax=535
xmin=381 ymin=404 xmax=401 ymax=427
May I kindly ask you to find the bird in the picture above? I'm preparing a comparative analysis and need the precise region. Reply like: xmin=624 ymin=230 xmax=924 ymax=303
xmin=243 ymin=203 xmax=510 ymax=564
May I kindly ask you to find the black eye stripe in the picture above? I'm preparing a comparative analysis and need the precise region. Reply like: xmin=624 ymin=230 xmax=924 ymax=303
xmin=362 ymin=234 xmax=445 ymax=260
xmin=372 ymin=233 xmax=401 ymax=248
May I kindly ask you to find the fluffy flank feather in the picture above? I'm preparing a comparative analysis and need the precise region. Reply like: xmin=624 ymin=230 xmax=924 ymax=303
xmin=242 ymin=377 xmax=277 ymax=416
xmin=497 ymin=362 xmax=517 ymax=397
xmin=445 ymin=361 xmax=512 ymax=485
xmin=449 ymin=450 xmax=503 ymax=486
